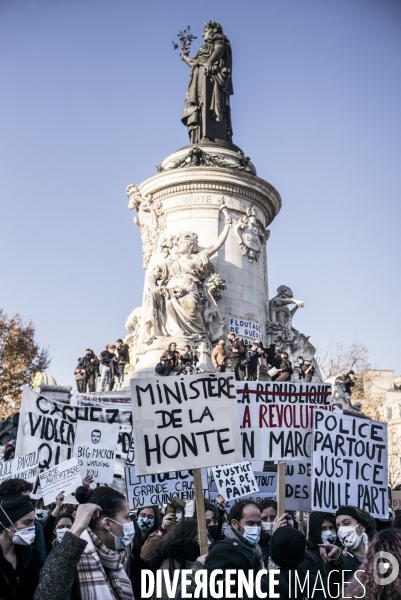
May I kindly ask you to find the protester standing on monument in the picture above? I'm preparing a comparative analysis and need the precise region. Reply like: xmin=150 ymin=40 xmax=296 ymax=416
xmin=211 ymin=339 xmax=227 ymax=372
xmin=34 ymin=486 xmax=135 ymax=600
xmin=297 ymin=355 xmax=315 ymax=382
xmin=244 ymin=342 xmax=260 ymax=381
xmin=0 ymin=492 xmax=43 ymax=600
xmin=181 ymin=345 xmax=199 ymax=373
xmin=115 ymin=339 xmax=130 ymax=386
xmin=80 ymin=349 xmax=99 ymax=393
xmin=160 ymin=342 xmax=183 ymax=375
xmin=275 ymin=351 xmax=293 ymax=381
xmin=227 ymin=332 xmax=247 ymax=381
xmin=97 ymin=344 xmax=117 ymax=391
xmin=74 ymin=358 xmax=86 ymax=392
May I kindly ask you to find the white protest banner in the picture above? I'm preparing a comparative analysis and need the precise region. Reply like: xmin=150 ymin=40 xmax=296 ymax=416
xmin=211 ymin=462 xmax=259 ymax=502
xmin=73 ymin=421 xmax=120 ymax=484
xmin=125 ymin=467 xmax=208 ymax=509
xmin=237 ymin=381 xmax=332 ymax=461
xmin=0 ymin=451 xmax=40 ymax=494
xmin=131 ymin=373 xmax=242 ymax=475
xmin=15 ymin=387 xmax=132 ymax=494
xmin=391 ymin=491 xmax=401 ymax=511
xmin=312 ymin=410 xmax=388 ymax=518
xmin=70 ymin=392 xmax=132 ymax=406
xmin=229 ymin=318 xmax=264 ymax=344
xmin=39 ymin=457 xmax=82 ymax=506
xmin=209 ymin=461 xmax=312 ymax=511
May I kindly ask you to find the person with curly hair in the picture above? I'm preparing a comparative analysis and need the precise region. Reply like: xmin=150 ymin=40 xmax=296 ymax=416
xmin=345 ymin=529 xmax=401 ymax=600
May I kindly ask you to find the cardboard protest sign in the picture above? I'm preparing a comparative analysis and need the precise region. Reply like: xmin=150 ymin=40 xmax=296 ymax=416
xmin=312 ymin=410 xmax=388 ymax=518
xmin=131 ymin=373 xmax=242 ymax=475
xmin=0 ymin=451 xmax=40 ymax=494
xmin=209 ymin=461 xmax=312 ymax=511
xmin=237 ymin=381 xmax=332 ymax=461
xmin=15 ymin=387 xmax=132 ymax=494
xmin=211 ymin=462 xmax=259 ymax=501
xmin=391 ymin=491 xmax=401 ymax=511
xmin=39 ymin=457 xmax=82 ymax=506
xmin=125 ymin=467 xmax=208 ymax=509
xmin=73 ymin=421 xmax=120 ymax=484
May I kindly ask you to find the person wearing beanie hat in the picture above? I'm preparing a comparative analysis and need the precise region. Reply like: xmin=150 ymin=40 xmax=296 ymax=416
xmin=298 ymin=511 xmax=337 ymax=599
xmin=260 ymin=527 xmax=306 ymax=599
xmin=0 ymin=493 xmax=43 ymax=600
xmin=319 ymin=505 xmax=377 ymax=591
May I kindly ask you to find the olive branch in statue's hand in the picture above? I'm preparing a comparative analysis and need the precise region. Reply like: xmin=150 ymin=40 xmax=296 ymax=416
xmin=172 ymin=25 xmax=197 ymax=55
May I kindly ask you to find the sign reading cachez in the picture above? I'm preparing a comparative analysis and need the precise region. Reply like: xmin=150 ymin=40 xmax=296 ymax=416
xmin=130 ymin=374 xmax=242 ymax=475
xmin=229 ymin=318 xmax=264 ymax=344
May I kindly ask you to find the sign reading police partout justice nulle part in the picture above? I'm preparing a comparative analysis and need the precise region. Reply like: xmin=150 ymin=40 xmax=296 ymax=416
xmin=130 ymin=373 xmax=243 ymax=475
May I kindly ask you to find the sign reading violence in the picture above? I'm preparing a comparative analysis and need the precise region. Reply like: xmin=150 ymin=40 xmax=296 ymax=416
xmin=125 ymin=467 xmax=208 ymax=509
xmin=131 ymin=373 xmax=242 ymax=475
xmin=15 ymin=386 xmax=132 ymax=494
xmin=237 ymin=381 xmax=332 ymax=461
xmin=312 ymin=410 xmax=388 ymax=518
xmin=73 ymin=421 xmax=120 ymax=484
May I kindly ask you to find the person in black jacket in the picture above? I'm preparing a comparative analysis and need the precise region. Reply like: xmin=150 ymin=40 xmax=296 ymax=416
xmin=276 ymin=351 xmax=293 ymax=382
xmin=80 ymin=349 xmax=99 ymax=393
xmin=298 ymin=511 xmax=336 ymax=599
xmin=97 ymin=344 xmax=117 ymax=391
xmin=260 ymin=526 xmax=307 ymax=599
xmin=297 ymin=355 xmax=315 ymax=382
xmin=74 ymin=358 xmax=86 ymax=392
xmin=115 ymin=339 xmax=130 ymax=386
xmin=0 ymin=493 xmax=43 ymax=600
xmin=227 ymin=332 xmax=247 ymax=381
xmin=130 ymin=505 xmax=161 ymax=600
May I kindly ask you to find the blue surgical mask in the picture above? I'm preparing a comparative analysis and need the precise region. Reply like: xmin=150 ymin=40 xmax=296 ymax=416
xmin=137 ymin=517 xmax=154 ymax=532
xmin=242 ymin=525 xmax=261 ymax=545
xmin=109 ymin=518 xmax=135 ymax=550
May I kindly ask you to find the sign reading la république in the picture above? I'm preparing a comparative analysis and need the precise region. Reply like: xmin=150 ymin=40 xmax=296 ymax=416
xmin=237 ymin=381 xmax=333 ymax=461
xmin=130 ymin=373 xmax=242 ymax=475
xmin=229 ymin=317 xmax=264 ymax=344
xmin=312 ymin=410 xmax=388 ymax=518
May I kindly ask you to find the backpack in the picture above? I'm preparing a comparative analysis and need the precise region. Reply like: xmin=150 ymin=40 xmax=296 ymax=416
xmin=155 ymin=362 xmax=166 ymax=375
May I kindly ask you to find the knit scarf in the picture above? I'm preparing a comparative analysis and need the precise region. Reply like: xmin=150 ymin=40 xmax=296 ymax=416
xmin=76 ymin=529 xmax=133 ymax=600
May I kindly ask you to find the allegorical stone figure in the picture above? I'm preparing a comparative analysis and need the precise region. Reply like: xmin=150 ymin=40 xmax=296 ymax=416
xmin=143 ymin=216 xmax=232 ymax=344
xmin=181 ymin=21 xmax=233 ymax=143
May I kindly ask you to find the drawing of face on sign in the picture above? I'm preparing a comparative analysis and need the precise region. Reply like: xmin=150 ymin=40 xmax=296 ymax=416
xmin=91 ymin=429 xmax=102 ymax=444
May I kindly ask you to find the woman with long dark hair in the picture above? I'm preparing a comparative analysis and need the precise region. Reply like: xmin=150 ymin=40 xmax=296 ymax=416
xmin=130 ymin=505 xmax=161 ymax=600
xmin=34 ymin=486 xmax=134 ymax=600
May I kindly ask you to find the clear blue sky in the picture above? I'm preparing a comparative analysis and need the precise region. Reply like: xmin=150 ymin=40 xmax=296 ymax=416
xmin=1 ymin=0 xmax=400 ymax=386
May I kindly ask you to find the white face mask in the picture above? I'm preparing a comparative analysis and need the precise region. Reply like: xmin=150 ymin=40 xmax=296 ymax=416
xmin=261 ymin=522 xmax=274 ymax=533
xmin=242 ymin=525 xmax=261 ymax=545
xmin=56 ymin=527 xmax=70 ymax=543
xmin=337 ymin=525 xmax=367 ymax=551
xmin=109 ymin=518 xmax=135 ymax=550
xmin=12 ymin=526 xmax=36 ymax=546
xmin=321 ymin=530 xmax=337 ymax=544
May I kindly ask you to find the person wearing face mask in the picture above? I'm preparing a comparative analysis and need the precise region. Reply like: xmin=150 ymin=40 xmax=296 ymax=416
xmin=258 ymin=499 xmax=277 ymax=564
xmin=297 ymin=355 xmax=315 ymax=382
xmin=193 ymin=500 xmax=221 ymax=544
xmin=0 ymin=492 xmax=43 ymax=600
xmin=52 ymin=513 xmax=74 ymax=548
xmin=33 ymin=486 xmax=134 ymax=600
xmin=150 ymin=519 xmax=204 ymax=600
xmin=260 ymin=527 xmax=307 ymax=599
xmin=223 ymin=500 xmax=264 ymax=570
xmin=297 ymin=511 xmax=336 ymax=599
xmin=319 ymin=505 xmax=376 ymax=592
xmin=130 ymin=506 xmax=160 ymax=600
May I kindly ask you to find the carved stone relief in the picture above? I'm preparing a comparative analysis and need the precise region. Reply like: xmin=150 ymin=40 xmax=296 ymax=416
xmin=157 ymin=147 xmax=255 ymax=175
xmin=126 ymin=184 xmax=166 ymax=268
xmin=234 ymin=205 xmax=267 ymax=262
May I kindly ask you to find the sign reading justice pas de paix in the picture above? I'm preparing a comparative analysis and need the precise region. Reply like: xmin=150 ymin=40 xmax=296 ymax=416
xmin=130 ymin=373 xmax=243 ymax=475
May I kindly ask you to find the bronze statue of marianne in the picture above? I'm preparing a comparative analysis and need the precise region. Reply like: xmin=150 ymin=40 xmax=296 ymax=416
xmin=179 ymin=21 xmax=233 ymax=144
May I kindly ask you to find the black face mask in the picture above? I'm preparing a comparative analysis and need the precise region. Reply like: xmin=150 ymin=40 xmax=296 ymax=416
xmin=207 ymin=524 xmax=219 ymax=540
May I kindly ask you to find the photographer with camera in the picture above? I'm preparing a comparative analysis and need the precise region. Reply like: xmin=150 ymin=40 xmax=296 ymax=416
xmin=297 ymin=355 xmax=315 ymax=382
xmin=160 ymin=342 xmax=183 ymax=376
xmin=227 ymin=332 xmax=247 ymax=381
